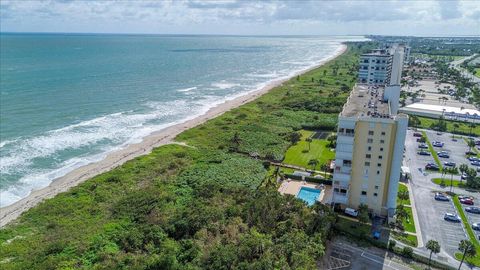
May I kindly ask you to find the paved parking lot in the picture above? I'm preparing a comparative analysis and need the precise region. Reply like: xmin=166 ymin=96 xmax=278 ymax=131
xmin=424 ymin=130 xmax=478 ymax=172
xmin=432 ymin=198 xmax=468 ymax=255
xmin=462 ymin=204 xmax=480 ymax=241
xmin=404 ymin=129 xmax=475 ymax=260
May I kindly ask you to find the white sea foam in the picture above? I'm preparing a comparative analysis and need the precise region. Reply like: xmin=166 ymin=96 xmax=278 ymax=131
xmin=177 ymin=86 xmax=197 ymax=92
xmin=211 ymin=81 xmax=240 ymax=90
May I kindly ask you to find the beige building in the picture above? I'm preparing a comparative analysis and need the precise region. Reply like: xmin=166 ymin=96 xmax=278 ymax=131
xmin=332 ymin=84 xmax=408 ymax=217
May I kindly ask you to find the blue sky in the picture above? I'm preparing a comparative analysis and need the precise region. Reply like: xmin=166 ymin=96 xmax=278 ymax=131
xmin=1 ymin=0 xmax=479 ymax=36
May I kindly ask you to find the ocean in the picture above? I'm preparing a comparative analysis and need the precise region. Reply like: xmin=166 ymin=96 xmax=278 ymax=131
xmin=0 ymin=33 xmax=366 ymax=207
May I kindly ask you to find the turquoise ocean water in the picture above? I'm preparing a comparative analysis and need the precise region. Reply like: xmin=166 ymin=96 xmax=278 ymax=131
xmin=0 ymin=34 xmax=365 ymax=206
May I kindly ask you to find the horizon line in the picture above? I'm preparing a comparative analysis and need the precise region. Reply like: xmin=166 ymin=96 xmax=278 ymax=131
xmin=1 ymin=31 xmax=479 ymax=38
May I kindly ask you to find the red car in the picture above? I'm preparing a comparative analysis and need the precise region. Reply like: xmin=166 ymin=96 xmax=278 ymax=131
xmin=460 ymin=198 xmax=474 ymax=205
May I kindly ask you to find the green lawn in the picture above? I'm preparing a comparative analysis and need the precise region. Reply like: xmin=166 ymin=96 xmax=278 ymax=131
xmin=397 ymin=183 xmax=411 ymax=205
xmin=282 ymin=130 xmax=335 ymax=169
xmin=432 ymin=178 xmax=466 ymax=188
xmin=402 ymin=207 xmax=416 ymax=233
xmin=411 ymin=116 xmax=480 ymax=137
xmin=474 ymin=68 xmax=480 ymax=78
xmin=392 ymin=231 xmax=418 ymax=247
xmin=452 ymin=195 xmax=480 ymax=266
xmin=422 ymin=131 xmax=443 ymax=170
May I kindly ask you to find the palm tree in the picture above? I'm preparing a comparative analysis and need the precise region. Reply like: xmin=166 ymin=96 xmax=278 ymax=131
xmin=449 ymin=166 xmax=457 ymax=192
xmin=458 ymin=240 xmax=476 ymax=270
xmin=467 ymin=138 xmax=476 ymax=152
xmin=459 ymin=164 xmax=469 ymax=182
xmin=305 ymin=137 xmax=312 ymax=151
xmin=308 ymin=159 xmax=319 ymax=171
xmin=397 ymin=189 xmax=409 ymax=203
xmin=426 ymin=240 xmax=441 ymax=268
xmin=395 ymin=204 xmax=409 ymax=223
xmin=320 ymin=163 xmax=329 ymax=178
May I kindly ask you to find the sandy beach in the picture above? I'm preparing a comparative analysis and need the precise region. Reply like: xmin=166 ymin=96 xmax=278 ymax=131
xmin=0 ymin=44 xmax=347 ymax=227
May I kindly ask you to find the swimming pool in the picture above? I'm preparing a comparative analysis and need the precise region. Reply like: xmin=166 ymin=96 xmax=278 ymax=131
xmin=296 ymin=186 xmax=321 ymax=206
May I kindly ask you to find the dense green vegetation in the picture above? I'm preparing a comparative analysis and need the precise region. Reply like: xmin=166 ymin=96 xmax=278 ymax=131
xmin=0 ymin=43 xmax=370 ymax=269
xmin=282 ymin=130 xmax=335 ymax=170
xmin=432 ymin=178 xmax=466 ymax=188
xmin=397 ymin=184 xmax=411 ymax=206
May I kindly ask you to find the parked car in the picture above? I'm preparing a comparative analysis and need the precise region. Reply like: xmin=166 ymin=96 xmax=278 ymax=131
xmin=444 ymin=161 xmax=456 ymax=167
xmin=468 ymin=156 xmax=480 ymax=162
xmin=466 ymin=151 xmax=476 ymax=156
xmin=461 ymin=173 xmax=468 ymax=180
xmin=413 ymin=132 xmax=422 ymax=137
xmin=426 ymin=163 xmax=440 ymax=171
xmin=466 ymin=207 xmax=480 ymax=214
xmin=432 ymin=141 xmax=444 ymax=147
xmin=418 ymin=151 xmax=430 ymax=156
xmin=472 ymin=161 xmax=480 ymax=167
xmin=444 ymin=213 xmax=461 ymax=222
xmin=460 ymin=198 xmax=475 ymax=205
xmin=475 ymin=140 xmax=480 ymax=146
xmin=473 ymin=223 xmax=480 ymax=231
xmin=418 ymin=143 xmax=428 ymax=149
xmin=435 ymin=192 xmax=449 ymax=201
xmin=344 ymin=207 xmax=358 ymax=217
xmin=438 ymin=152 xmax=450 ymax=158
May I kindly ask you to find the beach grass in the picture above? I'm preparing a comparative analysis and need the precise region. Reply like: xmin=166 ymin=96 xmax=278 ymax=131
xmin=282 ymin=130 xmax=335 ymax=169
xmin=0 ymin=42 xmax=372 ymax=269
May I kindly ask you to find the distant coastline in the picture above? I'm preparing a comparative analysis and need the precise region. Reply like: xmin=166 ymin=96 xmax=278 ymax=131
xmin=0 ymin=43 xmax=347 ymax=227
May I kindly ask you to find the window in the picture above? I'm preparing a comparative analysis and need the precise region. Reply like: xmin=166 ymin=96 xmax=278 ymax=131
xmin=340 ymin=189 xmax=347 ymax=194
xmin=343 ymin=160 xmax=352 ymax=167
xmin=377 ymin=170 xmax=380 ymax=175
xmin=381 ymin=131 xmax=386 ymax=136
xmin=367 ymin=138 xmax=373 ymax=143
xmin=361 ymin=191 xmax=367 ymax=196
xmin=379 ymin=155 xmax=383 ymax=160
xmin=368 ymin=130 xmax=374 ymax=135
xmin=380 ymin=140 xmax=385 ymax=144
xmin=368 ymin=146 xmax=372 ymax=151
xmin=374 ymin=193 xmax=378 ymax=197
xmin=366 ymin=154 xmax=371 ymax=159
xmin=365 ymin=161 xmax=370 ymax=166
xmin=334 ymin=188 xmax=340 ymax=192
xmin=375 ymin=185 xmax=379 ymax=190
xmin=380 ymin=147 xmax=384 ymax=152
xmin=377 ymin=163 xmax=382 ymax=167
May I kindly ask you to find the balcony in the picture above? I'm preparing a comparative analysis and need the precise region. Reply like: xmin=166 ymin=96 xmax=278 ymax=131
xmin=334 ymin=172 xmax=351 ymax=182
xmin=333 ymin=193 xmax=349 ymax=204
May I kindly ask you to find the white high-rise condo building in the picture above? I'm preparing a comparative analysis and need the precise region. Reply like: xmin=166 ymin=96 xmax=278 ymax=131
xmin=358 ymin=45 xmax=407 ymax=86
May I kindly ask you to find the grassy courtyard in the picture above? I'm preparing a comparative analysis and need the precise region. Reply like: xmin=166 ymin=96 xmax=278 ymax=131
xmin=397 ymin=183 xmax=411 ymax=205
xmin=282 ymin=130 xmax=335 ymax=169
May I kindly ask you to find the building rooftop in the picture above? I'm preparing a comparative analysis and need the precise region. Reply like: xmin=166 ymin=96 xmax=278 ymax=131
xmin=340 ymin=84 xmax=391 ymax=118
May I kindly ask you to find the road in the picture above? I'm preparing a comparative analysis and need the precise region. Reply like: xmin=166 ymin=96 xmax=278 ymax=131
xmin=450 ymin=54 xmax=480 ymax=84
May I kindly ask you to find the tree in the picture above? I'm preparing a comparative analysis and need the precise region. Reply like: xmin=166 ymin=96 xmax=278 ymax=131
xmin=426 ymin=240 xmax=441 ymax=268
xmin=467 ymin=138 xmax=476 ymax=152
xmin=320 ymin=163 xmax=329 ymax=178
xmin=470 ymin=122 xmax=477 ymax=136
xmin=459 ymin=164 xmax=469 ymax=181
xmin=409 ymin=115 xmax=421 ymax=129
xmin=358 ymin=204 xmax=369 ymax=224
xmin=395 ymin=204 xmax=409 ymax=225
xmin=305 ymin=137 xmax=312 ymax=151
xmin=448 ymin=166 xmax=457 ymax=192
xmin=308 ymin=159 xmax=319 ymax=171
xmin=289 ymin=132 xmax=301 ymax=145
xmin=397 ymin=189 xmax=409 ymax=203
xmin=453 ymin=123 xmax=460 ymax=136
xmin=458 ymin=240 xmax=476 ymax=270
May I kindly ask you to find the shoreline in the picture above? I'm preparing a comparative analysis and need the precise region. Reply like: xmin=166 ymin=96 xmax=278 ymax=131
xmin=0 ymin=43 xmax=347 ymax=227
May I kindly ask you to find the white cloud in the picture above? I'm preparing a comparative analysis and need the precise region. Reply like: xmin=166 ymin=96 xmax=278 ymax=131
xmin=0 ymin=0 xmax=479 ymax=35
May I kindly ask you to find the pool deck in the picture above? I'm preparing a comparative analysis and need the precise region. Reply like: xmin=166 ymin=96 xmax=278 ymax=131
xmin=278 ymin=179 xmax=332 ymax=204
